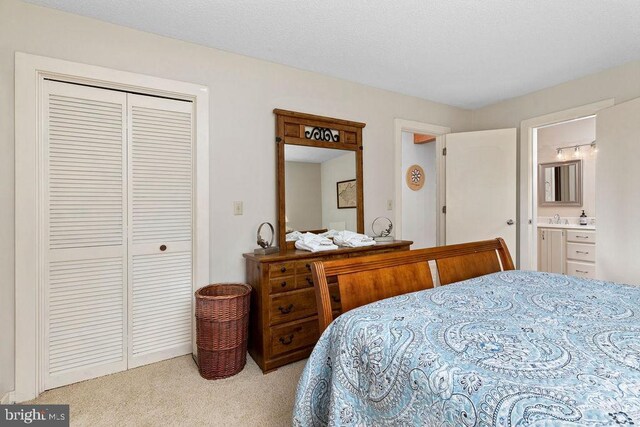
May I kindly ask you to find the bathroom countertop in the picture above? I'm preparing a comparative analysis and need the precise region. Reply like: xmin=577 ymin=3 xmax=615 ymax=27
xmin=537 ymin=223 xmax=596 ymax=231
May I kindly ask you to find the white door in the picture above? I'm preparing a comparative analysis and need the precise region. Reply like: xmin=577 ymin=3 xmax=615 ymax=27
xmin=127 ymin=94 xmax=194 ymax=368
xmin=596 ymin=97 xmax=640 ymax=284
xmin=42 ymin=81 xmax=195 ymax=388
xmin=44 ymin=81 xmax=128 ymax=389
xmin=444 ymin=129 xmax=517 ymax=255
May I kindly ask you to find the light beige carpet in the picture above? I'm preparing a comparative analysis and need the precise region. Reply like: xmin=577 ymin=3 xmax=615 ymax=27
xmin=29 ymin=355 xmax=306 ymax=426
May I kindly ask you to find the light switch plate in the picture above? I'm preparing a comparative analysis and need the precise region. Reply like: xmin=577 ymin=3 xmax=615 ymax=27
xmin=233 ymin=201 xmax=243 ymax=215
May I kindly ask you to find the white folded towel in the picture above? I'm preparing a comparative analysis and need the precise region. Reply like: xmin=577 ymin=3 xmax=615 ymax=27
xmin=295 ymin=232 xmax=338 ymax=252
xmin=286 ymin=231 xmax=304 ymax=242
xmin=333 ymin=230 xmax=376 ymax=248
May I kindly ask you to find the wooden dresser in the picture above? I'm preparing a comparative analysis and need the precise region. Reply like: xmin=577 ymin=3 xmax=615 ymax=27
xmin=243 ymin=240 xmax=412 ymax=372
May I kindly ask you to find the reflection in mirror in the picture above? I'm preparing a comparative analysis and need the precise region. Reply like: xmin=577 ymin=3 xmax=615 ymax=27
xmin=284 ymin=145 xmax=356 ymax=234
xmin=539 ymin=160 xmax=582 ymax=206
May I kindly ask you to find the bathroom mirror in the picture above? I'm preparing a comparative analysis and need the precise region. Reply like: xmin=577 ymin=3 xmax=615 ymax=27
xmin=275 ymin=109 xmax=365 ymax=249
xmin=538 ymin=159 xmax=583 ymax=206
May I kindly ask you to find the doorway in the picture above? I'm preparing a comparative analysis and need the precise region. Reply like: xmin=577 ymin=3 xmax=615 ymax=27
xmin=519 ymin=99 xmax=613 ymax=271
xmin=401 ymin=131 xmax=439 ymax=249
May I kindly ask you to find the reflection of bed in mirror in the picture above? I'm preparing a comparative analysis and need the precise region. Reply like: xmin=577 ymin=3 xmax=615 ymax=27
xmin=284 ymin=145 xmax=356 ymax=234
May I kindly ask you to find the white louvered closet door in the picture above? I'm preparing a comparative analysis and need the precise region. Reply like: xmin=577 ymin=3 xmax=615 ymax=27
xmin=127 ymin=94 xmax=194 ymax=368
xmin=44 ymin=80 xmax=128 ymax=389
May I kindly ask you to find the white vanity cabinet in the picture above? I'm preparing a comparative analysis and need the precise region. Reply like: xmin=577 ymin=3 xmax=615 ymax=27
xmin=538 ymin=228 xmax=565 ymax=274
xmin=565 ymin=230 xmax=596 ymax=279
xmin=538 ymin=227 xmax=597 ymax=278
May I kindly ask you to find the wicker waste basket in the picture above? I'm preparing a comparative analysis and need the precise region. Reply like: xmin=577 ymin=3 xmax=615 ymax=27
xmin=195 ymin=283 xmax=251 ymax=379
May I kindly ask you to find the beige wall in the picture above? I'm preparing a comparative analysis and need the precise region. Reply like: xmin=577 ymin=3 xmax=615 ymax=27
xmin=472 ymin=60 xmax=640 ymax=130
xmin=0 ymin=0 xmax=472 ymax=395
xmin=284 ymin=162 xmax=322 ymax=231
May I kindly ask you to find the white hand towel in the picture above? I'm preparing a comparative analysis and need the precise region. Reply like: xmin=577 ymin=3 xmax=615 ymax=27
xmin=295 ymin=232 xmax=339 ymax=252
xmin=333 ymin=230 xmax=376 ymax=248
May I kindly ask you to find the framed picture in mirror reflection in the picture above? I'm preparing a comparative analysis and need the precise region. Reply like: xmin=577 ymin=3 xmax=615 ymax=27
xmin=337 ymin=179 xmax=357 ymax=209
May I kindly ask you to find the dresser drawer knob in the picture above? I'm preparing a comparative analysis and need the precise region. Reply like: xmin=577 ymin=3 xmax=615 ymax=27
xmin=160 ymin=244 xmax=167 ymax=252
xmin=279 ymin=334 xmax=295 ymax=345
xmin=576 ymin=270 xmax=589 ymax=274
xmin=576 ymin=236 xmax=589 ymax=239
xmin=278 ymin=304 xmax=294 ymax=314
xmin=280 ymin=266 xmax=287 ymax=273
xmin=331 ymin=294 xmax=341 ymax=303
xmin=305 ymin=263 xmax=311 ymax=271
xmin=576 ymin=251 xmax=589 ymax=254
xmin=306 ymin=277 xmax=313 ymax=286
xmin=280 ymin=281 xmax=288 ymax=288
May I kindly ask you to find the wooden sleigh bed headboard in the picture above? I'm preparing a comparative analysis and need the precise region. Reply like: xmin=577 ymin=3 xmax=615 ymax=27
xmin=311 ymin=238 xmax=514 ymax=332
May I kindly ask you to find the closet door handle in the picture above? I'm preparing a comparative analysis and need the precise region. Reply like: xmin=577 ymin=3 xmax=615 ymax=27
xmin=506 ymin=219 xmax=515 ymax=226
xmin=160 ymin=244 xmax=167 ymax=252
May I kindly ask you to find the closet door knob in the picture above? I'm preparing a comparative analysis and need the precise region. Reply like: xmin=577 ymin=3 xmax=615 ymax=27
xmin=506 ymin=219 xmax=515 ymax=225
xmin=160 ymin=245 xmax=167 ymax=251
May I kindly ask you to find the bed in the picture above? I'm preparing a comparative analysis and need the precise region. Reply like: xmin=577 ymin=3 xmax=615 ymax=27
xmin=293 ymin=239 xmax=640 ymax=426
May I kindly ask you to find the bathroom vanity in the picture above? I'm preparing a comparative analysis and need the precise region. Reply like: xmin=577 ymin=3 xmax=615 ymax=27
xmin=538 ymin=223 xmax=596 ymax=279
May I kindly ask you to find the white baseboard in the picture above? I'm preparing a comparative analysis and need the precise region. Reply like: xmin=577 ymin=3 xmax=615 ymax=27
xmin=1 ymin=391 xmax=14 ymax=404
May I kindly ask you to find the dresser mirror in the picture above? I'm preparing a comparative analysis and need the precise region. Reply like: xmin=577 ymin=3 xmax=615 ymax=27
xmin=275 ymin=109 xmax=365 ymax=249
xmin=538 ymin=159 xmax=583 ymax=206
xmin=285 ymin=145 xmax=357 ymax=233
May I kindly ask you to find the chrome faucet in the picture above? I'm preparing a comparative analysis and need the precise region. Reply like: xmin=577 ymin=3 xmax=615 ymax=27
xmin=553 ymin=214 xmax=561 ymax=224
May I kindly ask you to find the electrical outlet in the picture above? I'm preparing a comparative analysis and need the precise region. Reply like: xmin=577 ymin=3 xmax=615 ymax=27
xmin=387 ymin=199 xmax=393 ymax=211
xmin=233 ymin=201 xmax=243 ymax=215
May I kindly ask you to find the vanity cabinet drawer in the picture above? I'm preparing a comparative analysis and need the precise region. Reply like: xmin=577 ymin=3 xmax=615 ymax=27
xmin=270 ymin=319 xmax=319 ymax=357
xmin=566 ymin=242 xmax=596 ymax=262
xmin=566 ymin=230 xmax=596 ymax=244
xmin=270 ymin=289 xmax=318 ymax=325
xmin=270 ymin=277 xmax=296 ymax=294
xmin=566 ymin=261 xmax=596 ymax=279
xmin=269 ymin=262 xmax=295 ymax=278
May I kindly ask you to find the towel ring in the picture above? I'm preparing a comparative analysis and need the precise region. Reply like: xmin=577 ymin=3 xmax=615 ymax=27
xmin=257 ymin=222 xmax=275 ymax=249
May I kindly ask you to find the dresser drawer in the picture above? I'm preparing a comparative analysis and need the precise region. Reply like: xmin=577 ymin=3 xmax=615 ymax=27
xmin=296 ymin=259 xmax=320 ymax=275
xmin=270 ymin=277 xmax=296 ymax=294
xmin=566 ymin=261 xmax=596 ymax=279
xmin=270 ymin=319 xmax=319 ymax=358
xmin=269 ymin=262 xmax=295 ymax=278
xmin=566 ymin=242 xmax=596 ymax=262
xmin=296 ymin=274 xmax=315 ymax=289
xmin=566 ymin=230 xmax=596 ymax=244
xmin=270 ymin=288 xmax=318 ymax=325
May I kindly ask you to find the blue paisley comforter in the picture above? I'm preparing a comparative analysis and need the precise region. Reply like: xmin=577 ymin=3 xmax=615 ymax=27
xmin=293 ymin=271 xmax=640 ymax=426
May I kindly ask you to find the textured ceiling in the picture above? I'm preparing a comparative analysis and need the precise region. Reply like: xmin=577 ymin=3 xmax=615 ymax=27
xmin=24 ymin=0 xmax=640 ymax=108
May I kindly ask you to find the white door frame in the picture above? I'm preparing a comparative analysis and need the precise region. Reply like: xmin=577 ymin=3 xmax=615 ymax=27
xmin=394 ymin=119 xmax=450 ymax=246
xmin=518 ymin=99 xmax=613 ymax=271
xmin=15 ymin=52 xmax=210 ymax=401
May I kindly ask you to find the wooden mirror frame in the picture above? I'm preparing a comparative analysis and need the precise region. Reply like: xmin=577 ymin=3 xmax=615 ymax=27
xmin=275 ymin=109 xmax=366 ymax=251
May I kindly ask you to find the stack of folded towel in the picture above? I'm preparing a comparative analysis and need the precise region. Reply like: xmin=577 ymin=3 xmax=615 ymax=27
xmin=294 ymin=232 xmax=339 ymax=252
xmin=332 ymin=230 xmax=376 ymax=248
xmin=285 ymin=231 xmax=304 ymax=242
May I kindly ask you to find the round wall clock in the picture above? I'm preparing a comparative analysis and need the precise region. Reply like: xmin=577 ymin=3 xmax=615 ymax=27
xmin=406 ymin=164 xmax=425 ymax=191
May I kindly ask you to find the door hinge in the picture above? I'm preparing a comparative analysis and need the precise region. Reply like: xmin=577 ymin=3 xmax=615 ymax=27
xmin=442 ymin=206 xmax=446 ymax=214
xmin=442 ymin=147 xmax=447 ymax=156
